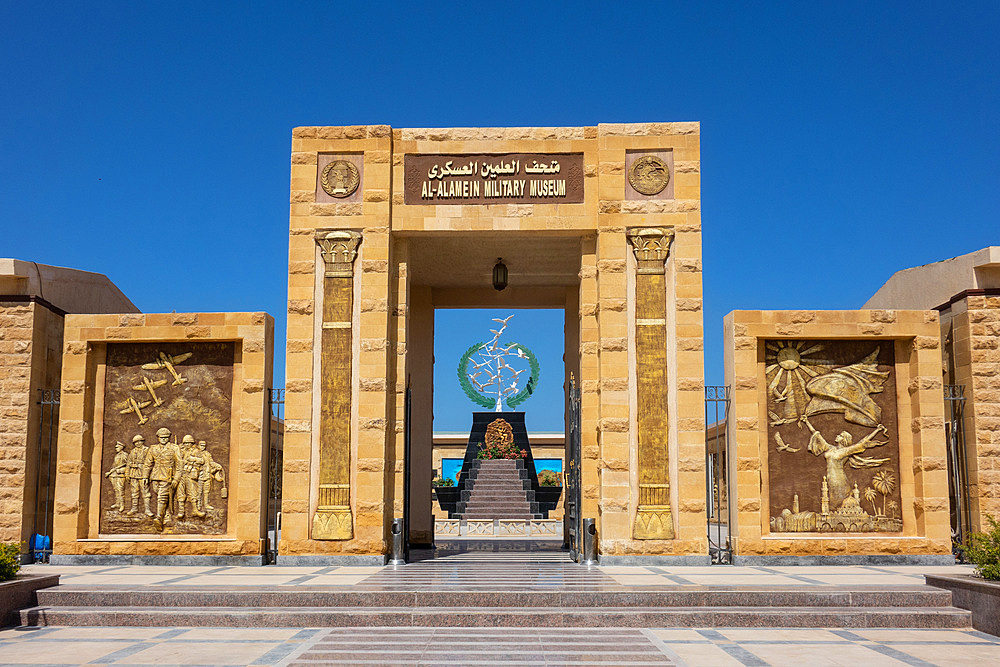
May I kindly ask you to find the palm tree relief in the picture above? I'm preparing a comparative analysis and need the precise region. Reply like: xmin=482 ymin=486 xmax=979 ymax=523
xmin=766 ymin=342 xmax=903 ymax=534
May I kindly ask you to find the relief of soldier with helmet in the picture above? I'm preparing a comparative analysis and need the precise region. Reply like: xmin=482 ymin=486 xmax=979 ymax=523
xmin=99 ymin=342 xmax=233 ymax=535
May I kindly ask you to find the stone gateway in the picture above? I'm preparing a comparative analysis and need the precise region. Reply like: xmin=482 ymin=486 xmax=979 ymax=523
xmin=29 ymin=123 xmax=974 ymax=566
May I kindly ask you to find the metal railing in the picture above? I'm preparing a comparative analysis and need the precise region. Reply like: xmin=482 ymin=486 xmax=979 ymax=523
xmin=30 ymin=389 xmax=60 ymax=563
xmin=265 ymin=389 xmax=284 ymax=564
xmin=565 ymin=375 xmax=582 ymax=561
xmin=705 ymin=385 xmax=732 ymax=564
xmin=944 ymin=384 xmax=971 ymax=555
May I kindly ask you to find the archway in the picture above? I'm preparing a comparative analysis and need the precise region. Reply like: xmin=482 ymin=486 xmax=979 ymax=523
xmin=400 ymin=232 xmax=583 ymax=554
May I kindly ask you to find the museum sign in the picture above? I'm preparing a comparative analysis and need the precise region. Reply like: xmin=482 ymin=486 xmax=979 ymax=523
xmin=404 ymin=153 xmax=584 ymax=205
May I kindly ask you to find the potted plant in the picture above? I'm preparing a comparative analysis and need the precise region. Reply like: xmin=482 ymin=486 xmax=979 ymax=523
xmin=0 ymin=542 xmax=61 ymax=626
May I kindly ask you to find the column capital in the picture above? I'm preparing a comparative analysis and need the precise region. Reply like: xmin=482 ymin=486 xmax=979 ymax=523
xmin=626 ymin=227 xmax=674 ymax=275
xmin=316 ymin=229 xmax=362 ymax=278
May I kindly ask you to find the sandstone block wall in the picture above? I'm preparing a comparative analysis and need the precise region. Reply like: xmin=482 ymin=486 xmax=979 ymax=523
xmin=941 ymin=293 xmax=1000 ymax=529
xmin=0 ymin=299 xmax=63 ymax=553
xmin=283 ymin=124 xmax=706 ymax=559
xmin=724 ymin=309 xmax=951 ymax=558
xmin=53 ymin=312 xmax=273 ymax=559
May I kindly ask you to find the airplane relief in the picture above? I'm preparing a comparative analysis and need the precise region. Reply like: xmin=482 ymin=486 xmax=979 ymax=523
xmin=100 ymin=342 xmax=234 ymax=535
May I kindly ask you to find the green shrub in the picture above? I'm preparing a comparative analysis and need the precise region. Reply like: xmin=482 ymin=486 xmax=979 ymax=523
xmin=476 ymin=439 xmax=526 ymax=460
xmin=538 ymin=469 xmax=561 ymax=487
xmin=0 ymin=542 xmax=21 ymax=581
xmin=960 ymin=515 xmax=1000 ymax=581
xmin=433 ymin=477 xmax=455 ymax=487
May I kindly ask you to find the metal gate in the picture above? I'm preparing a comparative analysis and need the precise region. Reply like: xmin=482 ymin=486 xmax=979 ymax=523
xmin=944 ymin=384 xmax=972 ymax=552
xmin=565 ymin=375 xmax=582 ymax=561
xmin=705 ymin=385 xmax=732 ymax=564
xmin=30 ymin=389 xmax=60 ymax=563
xmin=265 ymin=389 xmax=284 ymax=564
xmin=402 ymin=383 xmax=412 ymax=563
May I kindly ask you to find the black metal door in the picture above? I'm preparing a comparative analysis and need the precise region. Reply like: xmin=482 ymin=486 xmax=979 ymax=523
xmin=565 ymin=375 xmax=582 ymax=561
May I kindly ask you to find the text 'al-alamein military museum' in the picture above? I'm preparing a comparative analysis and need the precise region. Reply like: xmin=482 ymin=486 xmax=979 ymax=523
xmin=2 ymin=123 xmax=998 ymax=568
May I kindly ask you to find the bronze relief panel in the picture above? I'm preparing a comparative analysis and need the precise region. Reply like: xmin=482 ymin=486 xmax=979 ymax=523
xmin=765 ymin=340 xmax=903 ymax=533
xmin=625 ymin=150 xmax=674 ymax=200
xmin=99 ymin=342 xmax=235 ymax=535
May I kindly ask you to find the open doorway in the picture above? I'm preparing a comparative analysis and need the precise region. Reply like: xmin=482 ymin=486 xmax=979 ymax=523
xmin=400 ymin=233 xmax=583 ymax=556
xmin=430 ymin=308 xmax=566 ymax=548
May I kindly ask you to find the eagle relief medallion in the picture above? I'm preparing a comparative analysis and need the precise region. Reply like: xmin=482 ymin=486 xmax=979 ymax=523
xmin=627 ymin=154 xmax=670 ymax=196
xmin=321 ymin=159 xmax=360 ymax=198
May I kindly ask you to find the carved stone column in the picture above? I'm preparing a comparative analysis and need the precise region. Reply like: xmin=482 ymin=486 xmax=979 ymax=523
xmin=313 ymin=230 xmax=361 ymax=540
xmin=627 ymin=227 xmax=675 ymax=539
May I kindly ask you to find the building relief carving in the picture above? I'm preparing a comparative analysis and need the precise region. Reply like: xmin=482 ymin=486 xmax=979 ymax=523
xmin=766 ymin=340 xmax=903 ymax=533
xmin=320 ymin=159 xmax=360 ymax=198
xmin=627 ymin=227 xmax=675 ymax=274
xmin=628 ymin=227 xmax=676 ymax=539
xmin=100 ymin=342 xmax=234 ymax=535
xmin=627 ymin=154 xmax=671 ymax=196
xmin=313 ymin=229 xmax=361 ymax=540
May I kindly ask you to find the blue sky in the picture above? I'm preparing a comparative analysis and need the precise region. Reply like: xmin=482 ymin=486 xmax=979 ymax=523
xmin=3 ymin=3 xmax=998 ymax=432
xmin=435 ymin=309 xmax=564 ymax=434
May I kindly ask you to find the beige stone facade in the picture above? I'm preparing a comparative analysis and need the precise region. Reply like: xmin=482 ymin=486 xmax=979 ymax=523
xmin=51 ymin=312 xmax=273 ymax=563
xmin=865 ymin=247 xmax=1000 ymax=537
xmin=0 ymin=300 xmax=63 ymax=550
xmin=281 ymin=124 xmax=706 ymax=563
xmin=0 ymin=260 xmax=138 ymax=559
xmin=723 ymin=310 xmax=952 ymax=562
xmin=939 ymin=293 xmax=1000 ymax=530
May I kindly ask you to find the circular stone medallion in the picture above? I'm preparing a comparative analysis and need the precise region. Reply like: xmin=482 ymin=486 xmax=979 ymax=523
xmin=321 ymin=159 xmax=360 ymax=198
xmin=627 ymin=155 xmax=670 ymax=196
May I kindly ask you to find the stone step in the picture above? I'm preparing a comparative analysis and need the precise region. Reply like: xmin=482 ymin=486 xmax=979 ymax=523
xmin=460 ymin=507 xmax=536 ymax=515
xmin=463 ymin=495 xmax=534 ymax=503
xmin=462 ymin=505 xmax=533 ymax=512
xmin=466 ymin=487 xmax=530 ymax=494
xmin=34 ymin=587 xmax=955 ymax=609
xmin=468 ymin=479 xmax=531 ymax=491
xmin=466 ymin=488 xmax=531 ymax=496
xmin=456 ymin=501 xmax=540 ymax=512
xmin=457 ymin=458 xmax=546 ymax=520
xmin=464 ymin=490 xmax=534 ymax=497
xmin=20 ymin=604 xmax=972 ymax=629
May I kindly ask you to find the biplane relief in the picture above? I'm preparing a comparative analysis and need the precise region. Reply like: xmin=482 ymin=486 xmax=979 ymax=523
xmin=764 ymin=340 xmax=903 ymax=533
xmin=100 ymin=342 xmax=234 ymax=535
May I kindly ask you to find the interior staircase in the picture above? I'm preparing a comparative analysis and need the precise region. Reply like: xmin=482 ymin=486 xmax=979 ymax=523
xmin=453 ymin=459 xmax=543 ymax=519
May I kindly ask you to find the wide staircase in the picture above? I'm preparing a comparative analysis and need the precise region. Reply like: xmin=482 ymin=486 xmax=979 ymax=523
xmin=454 ymin=459 xmax=542 ymax=519
xmin=19 ymin=546 xmax=973 ymax=629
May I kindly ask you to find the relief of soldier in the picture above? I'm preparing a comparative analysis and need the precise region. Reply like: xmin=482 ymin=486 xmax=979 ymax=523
xmin=105 ymin=426 xmax=226 ymax=532
xmin=100 ymin=343 xmax=233 ymax=535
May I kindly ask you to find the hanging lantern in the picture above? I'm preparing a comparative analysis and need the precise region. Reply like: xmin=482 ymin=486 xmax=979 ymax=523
xmin=492 ymin=258 xmax=508 ymax=291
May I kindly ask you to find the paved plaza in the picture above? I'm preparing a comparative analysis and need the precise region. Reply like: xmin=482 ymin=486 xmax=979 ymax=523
xmin=4 ymin=558 xmax=996 ymax=666
xmin=0 ymin=624 xmax=999 ymax=666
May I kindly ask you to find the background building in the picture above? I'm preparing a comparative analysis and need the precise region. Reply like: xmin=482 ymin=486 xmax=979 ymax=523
xmin=0 ymin=259 xmax=137 ymax=560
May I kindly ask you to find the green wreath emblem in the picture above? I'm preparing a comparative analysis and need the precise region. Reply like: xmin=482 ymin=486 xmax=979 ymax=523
xmin=457 ymin=341 xmax=540 ymax=409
